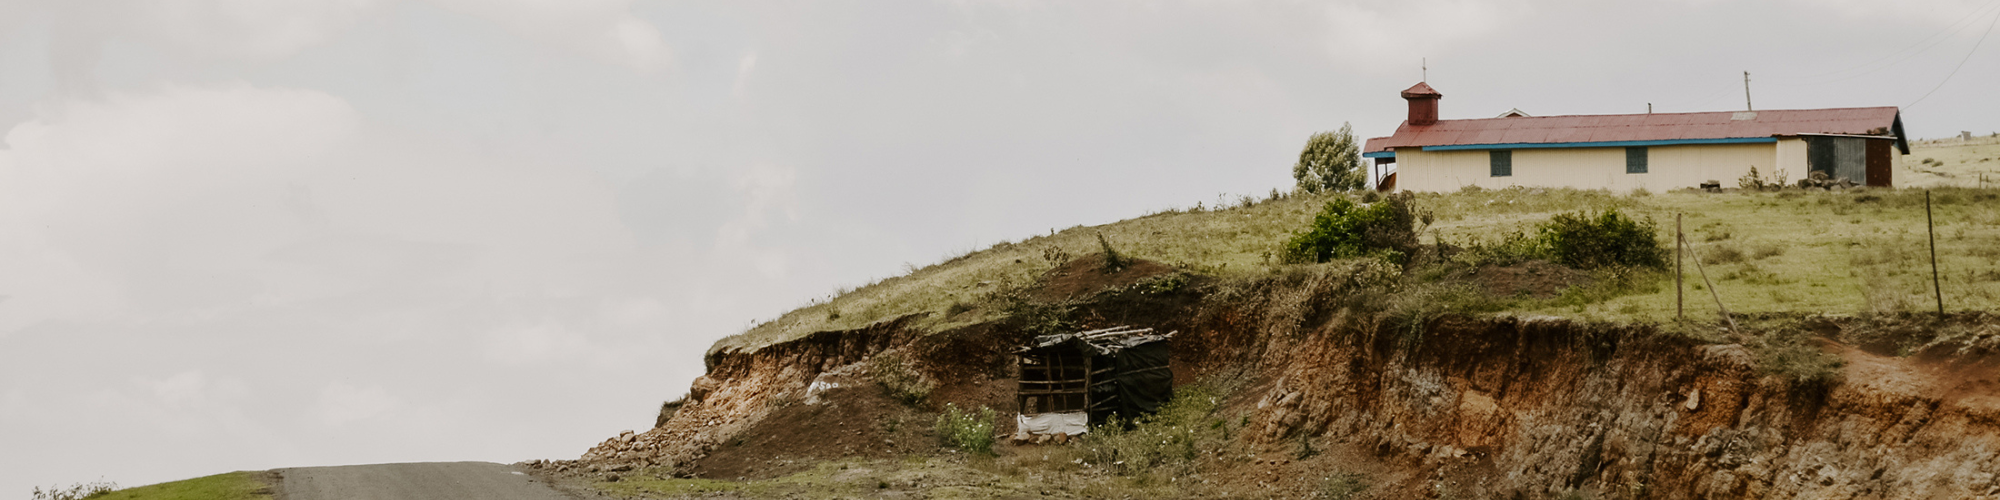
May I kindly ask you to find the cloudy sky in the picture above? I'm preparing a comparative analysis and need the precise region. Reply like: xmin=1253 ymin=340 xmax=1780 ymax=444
xmin=3 ymin=0 xmax=1997 ymax=493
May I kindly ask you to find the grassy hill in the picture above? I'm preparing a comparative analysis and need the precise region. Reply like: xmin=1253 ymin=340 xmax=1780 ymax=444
xmin=34 ymin=473 xmax=273 ymax=500
xmin=714 ymin=140 xmax=2000 ymax=356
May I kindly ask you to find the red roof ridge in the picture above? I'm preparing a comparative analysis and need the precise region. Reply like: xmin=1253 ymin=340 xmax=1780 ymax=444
xmin=1401 ymin=82 xmax=1441 ymax=98
xmin=1365 ymin=105 xmax=1905 ymax=154
xmin=1433 ymin=105 xmax=1902 ymax=123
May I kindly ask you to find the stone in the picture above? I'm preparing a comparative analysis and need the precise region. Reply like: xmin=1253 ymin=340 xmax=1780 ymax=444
xmin=1685 ymin=389 xmax=1702 ymax=411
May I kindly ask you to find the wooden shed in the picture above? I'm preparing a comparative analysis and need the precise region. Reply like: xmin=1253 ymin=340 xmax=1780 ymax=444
xmin=1014 ymin=327 xmax=1173 ymax=437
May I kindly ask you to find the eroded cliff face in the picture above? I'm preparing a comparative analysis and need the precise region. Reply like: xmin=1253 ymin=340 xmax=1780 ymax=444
xmin=1200 ymin=313 xmax=2000 ymax=499
xmin=557 ymin=265 xmax=2000 ymax=499
xmin=565 ymin=316 xmax=917 ymax=473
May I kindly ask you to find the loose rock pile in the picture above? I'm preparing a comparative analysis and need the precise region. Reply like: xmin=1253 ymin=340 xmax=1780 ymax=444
xmin=1796 ymin=171 xmax=1858 ymax=190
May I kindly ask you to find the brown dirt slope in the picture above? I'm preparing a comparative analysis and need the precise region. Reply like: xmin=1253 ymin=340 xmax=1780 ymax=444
xmin=547 ymin=261 xmax=2000 ymax=499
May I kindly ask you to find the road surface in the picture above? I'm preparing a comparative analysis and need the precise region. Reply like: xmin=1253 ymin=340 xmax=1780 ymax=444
xmin=276 ymin=461 xmax=577 ymax=500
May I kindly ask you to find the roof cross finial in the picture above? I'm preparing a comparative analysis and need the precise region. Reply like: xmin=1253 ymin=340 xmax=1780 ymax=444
xmin=1422 ymin=58 xmax=1427 ymax=82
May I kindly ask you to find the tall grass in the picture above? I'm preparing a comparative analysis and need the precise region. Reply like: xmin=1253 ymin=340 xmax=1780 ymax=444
xmin=1077 ymin=385 xmax=1227 ymax=476
xmin=713 ymin=184 xmax=2000 ymax=354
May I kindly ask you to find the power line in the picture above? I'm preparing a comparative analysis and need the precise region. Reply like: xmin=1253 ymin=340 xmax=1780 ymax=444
xmin=1769 ymin=0 xmax=2000 ymax=86
xmin=1908 ymin=1 xmax=2000 ymax=109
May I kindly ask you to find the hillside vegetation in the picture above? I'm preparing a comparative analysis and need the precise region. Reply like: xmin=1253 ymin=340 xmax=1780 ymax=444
xmin=561 ymin=140 xmax=2000 ymax=499
xmin=716 ymin=180 xmax=2000 ymax=357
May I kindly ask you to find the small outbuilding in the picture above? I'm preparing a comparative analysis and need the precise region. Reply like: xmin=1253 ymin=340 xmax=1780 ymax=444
xmin=1013 ymin=327 xmax=1173 ymax=439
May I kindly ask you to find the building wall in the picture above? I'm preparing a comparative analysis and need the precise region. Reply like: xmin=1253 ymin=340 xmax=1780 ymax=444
xmin=1394 ymin=142 xmax=1802 ymax=192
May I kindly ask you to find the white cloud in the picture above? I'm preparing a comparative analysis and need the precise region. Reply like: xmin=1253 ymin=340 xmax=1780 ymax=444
xmin=733 ymin=51 xmax=758 ymax=97
xmin=311 ymin=381 xmax=397 ymax=427
xmin=128 ymin=0 xmax=388 ymax=60
xmin=0 ymin=83 xmax=359 ymax=332
xmin=425 ymin=0 xmax=672 ymax=71
xmin=483 ymin=319 xmax=596 ymax=366
xmin=1322 ymin=0 xmax=1532 ymax=68
xmin=714 ymin=164 xmax=797 ymax=279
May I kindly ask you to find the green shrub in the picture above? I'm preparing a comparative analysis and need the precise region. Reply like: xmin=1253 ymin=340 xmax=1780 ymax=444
xmin=1284 ymin=193 xmax=1419 ymax=265
xmin=1538 ymin=209 xmax=1666 ymax=270
xmin=1078 ymin=386 xmax=1223 ymax=475
xmin=869 ymin=352 xmax=934 ymax=406
xmin=934 ymin=404 xmax=997 ymax=454
xmin=1449 ymin=230 xmax=1548 ymax=268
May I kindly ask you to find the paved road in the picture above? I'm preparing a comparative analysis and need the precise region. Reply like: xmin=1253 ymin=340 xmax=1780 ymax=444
xmin=277 ymin=461 xmax=577 ymax=500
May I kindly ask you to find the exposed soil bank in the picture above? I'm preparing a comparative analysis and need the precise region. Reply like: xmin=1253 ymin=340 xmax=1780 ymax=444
xmin=550 ymin=261 xmax=2000 ymax=499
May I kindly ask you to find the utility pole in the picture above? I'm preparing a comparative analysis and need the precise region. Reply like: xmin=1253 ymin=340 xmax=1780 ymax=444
xmin=1744 ymin=71 xmax=1754 ymax=111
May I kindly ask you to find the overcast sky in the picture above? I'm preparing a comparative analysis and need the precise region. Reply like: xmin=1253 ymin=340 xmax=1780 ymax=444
xmin=3 ymin=0 xmax=1998 ymax=493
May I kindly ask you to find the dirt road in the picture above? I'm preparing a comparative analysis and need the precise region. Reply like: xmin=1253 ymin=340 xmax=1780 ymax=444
xmin=276 ymin=461 xmax=576 ymax=500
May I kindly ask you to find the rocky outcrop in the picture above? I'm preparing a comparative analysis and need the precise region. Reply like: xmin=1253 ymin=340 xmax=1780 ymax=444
xmin=563 ymin=315 xmax=921 ymax=474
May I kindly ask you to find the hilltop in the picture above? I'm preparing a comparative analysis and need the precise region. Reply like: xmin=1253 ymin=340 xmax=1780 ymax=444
xmin=543 ymin=140 xmax=2000 ymax=499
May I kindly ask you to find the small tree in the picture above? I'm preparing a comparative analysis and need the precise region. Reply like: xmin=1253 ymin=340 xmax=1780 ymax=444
xmin=1292 ymin=123 xmax=1366 ymax=194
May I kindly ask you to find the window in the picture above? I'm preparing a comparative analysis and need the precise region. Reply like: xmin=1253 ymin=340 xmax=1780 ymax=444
xmin=1489 ymin=150 xmax=1512 ymax=177
xmin=1626 ymin=147 xmax=1648 ymax=174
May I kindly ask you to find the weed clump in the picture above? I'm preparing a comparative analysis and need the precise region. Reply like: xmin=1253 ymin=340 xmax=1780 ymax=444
xmin=1284 ymin=193 xmax=1421 ymax=265
xmin=1079 ymin=385 xmax=1224 ymax=475
xmin=656 ymin=396 xmax=686 ymax=428
xmin=1096 ymin=232 xmax=1128 ymax=272
xmin=869 ymin=352 xmax=935 ymax=406
xmin=32 ymin=480 xmax=117 ymax=500
xmin=1539 ymin=209 xmax=1667 ymax=270
xmin=1754 ymin=337 xmax=1845 ymax=390
xmin=1318 ymin=473 xmax=1370 ymax=500
xmin=934 ymin=404 xmax=997 ymax=455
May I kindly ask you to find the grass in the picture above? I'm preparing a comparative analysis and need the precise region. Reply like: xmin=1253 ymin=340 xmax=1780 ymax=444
xmin=86 ymin=472 xmax=273 ymax=500
xmin=1900 ymin=134 xmax=2000 ymax=188
xmin=594 ymin=457 xmax=1101 ymax=499
xmin=713 ymin=140 xmax=2000 ymax=356
xmin=1077 ymin=384 xmax=1225 ymax=476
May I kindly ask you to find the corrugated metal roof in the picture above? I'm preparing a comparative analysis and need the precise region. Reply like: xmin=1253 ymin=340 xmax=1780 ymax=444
xmin=1400 ymin=82 xmax=1441 ymax=98
xmin=1365 ymin=107 xmax=1904 ymax=153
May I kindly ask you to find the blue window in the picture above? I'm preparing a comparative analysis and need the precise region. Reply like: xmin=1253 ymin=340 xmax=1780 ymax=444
xmin=1490 ymin=150 xmax=1512 ymax=177
xmin=1626 ymin=147 xmax=1648 ymax=174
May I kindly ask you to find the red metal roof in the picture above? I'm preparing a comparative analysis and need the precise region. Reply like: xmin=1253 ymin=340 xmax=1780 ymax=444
xmin=1400 ymin=82 xmax=1441 ymax=99
xmin=1364 ymin=106 xmax=1905 ymax=153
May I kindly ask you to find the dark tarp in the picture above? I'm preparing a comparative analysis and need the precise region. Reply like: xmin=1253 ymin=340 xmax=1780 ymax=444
xmin=1101 ymin=339 xmax=1171 ymax=423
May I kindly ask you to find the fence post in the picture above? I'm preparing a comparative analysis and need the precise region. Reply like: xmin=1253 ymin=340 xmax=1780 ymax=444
xmin=1684 ymin=237 xmax=1736 ymax=333
xmin=1928 ymin=190 xmax=1944 ymax=316
xmin=1676 ymin=213 xmax=1684 ymax=321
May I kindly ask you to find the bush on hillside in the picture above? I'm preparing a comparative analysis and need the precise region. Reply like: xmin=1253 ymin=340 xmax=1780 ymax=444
xmin=1284 ymin=193 xmax=1420 ymax=265
xmin=934 ymin=404 xmax=997 ymax=455
xmin=1292 ymin=123 xmax=1367 ymax=194
xmin=1538 ymin=209 xmax=1666 ymax=270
